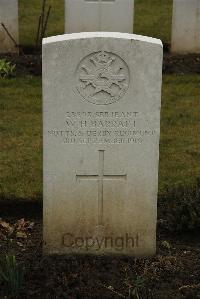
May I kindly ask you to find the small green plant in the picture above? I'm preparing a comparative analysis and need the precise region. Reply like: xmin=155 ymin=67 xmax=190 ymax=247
xmin=161 ymin=240 xmax=172 ymax=254
xmin=125 ymin=274 xmax=146 ymax=299
xmin=0 ymin=59 xmax=16 ymax=78
xmin=0 ymin=254 xmax=24 ymax=298
xmin=99 ymin=275 xmax=146 ymax=299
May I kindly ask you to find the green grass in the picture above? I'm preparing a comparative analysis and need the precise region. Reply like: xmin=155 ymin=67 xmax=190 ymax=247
xmin=18 ymin=0 xmax=173 ymax=47
xmin=134 ymin=0 xmax=173 ymax=44
xmin=0 ymin=74 xmax=199 ymax=200
xmin=19 ymin=0 xmax=64 ymax=47
xmin=0 ymin=76 xmax=42 ymax=200
xmin=159 ymin=75 xmax=200 ymax=192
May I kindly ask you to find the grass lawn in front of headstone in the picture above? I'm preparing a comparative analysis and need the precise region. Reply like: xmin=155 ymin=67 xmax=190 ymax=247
xmin=18 ymin=0 xmax=173 ymax=47
xmin=0 ymin=76 xmax=42 ymax=200
xmin=0 ymin=74 xmax=199 ymax=200
xmin=159 ymin=74 xmax=200 ymax=192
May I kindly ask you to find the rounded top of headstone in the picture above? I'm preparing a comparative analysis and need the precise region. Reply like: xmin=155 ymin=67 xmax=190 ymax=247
xmin=43 ymin=32 xmax=163 ymax=47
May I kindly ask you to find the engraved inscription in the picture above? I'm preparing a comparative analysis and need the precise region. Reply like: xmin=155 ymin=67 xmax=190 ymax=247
xmin=76 ymin=51 xmax=130 ymax=105
xmin=47 ymin=110 xmax=157 ymax=145
xmin=76 ymin=150 xmax=127 ymax=225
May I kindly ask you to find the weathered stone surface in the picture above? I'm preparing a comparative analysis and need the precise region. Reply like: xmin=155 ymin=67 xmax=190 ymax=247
xmin=65 ymin=0 xmax=134 ymax=33
xmin=171 ymin=0 xmax=200 ymax=53
xmin=43 ymin=32 xmax=163 ymax=256
xmin=0 ymin=0 xmax=19 ymax=53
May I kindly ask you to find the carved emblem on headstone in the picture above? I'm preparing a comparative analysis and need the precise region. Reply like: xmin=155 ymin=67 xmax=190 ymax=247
xmin=76 ymin=51 xmax=130 ymax=105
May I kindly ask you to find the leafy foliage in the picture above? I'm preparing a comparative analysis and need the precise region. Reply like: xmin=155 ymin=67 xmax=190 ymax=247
xmin=0 ymin=59 xmax=16 ymax=78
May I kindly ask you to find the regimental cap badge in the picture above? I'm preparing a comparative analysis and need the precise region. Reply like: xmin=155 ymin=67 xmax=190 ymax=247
xmin=76 ymin=51 xmax=130 ymax=105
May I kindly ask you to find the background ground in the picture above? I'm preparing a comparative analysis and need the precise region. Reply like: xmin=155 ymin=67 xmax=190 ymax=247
xmin=0 ymin=0 xmax=200 ymax=298
xmin=18 ymin=0 xmax=173 ymax=47
xmin=1 ymin=0 xmax=199 ymax=200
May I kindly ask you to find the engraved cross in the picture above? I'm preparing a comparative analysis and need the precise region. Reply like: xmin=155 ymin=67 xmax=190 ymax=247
xmin=76 ymin=150 xmax=127 ymax=225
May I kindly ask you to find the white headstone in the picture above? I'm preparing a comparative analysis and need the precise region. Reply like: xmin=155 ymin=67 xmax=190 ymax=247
xmin=171 ymin=0 xmax=200 ymax=53
xmin=43 ymin=32 xmax=163 ymax=256
xmin=0 ymin=0 xmax=19 ymax=53
xmin=65 ymin=0 xmax=134 ymax=33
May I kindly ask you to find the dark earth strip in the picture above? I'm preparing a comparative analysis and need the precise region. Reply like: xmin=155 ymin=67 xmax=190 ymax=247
xmin=0 ymin=204 xmax=200 ymax=299
xmin=1 ymin=50 xmax=200 ymax=77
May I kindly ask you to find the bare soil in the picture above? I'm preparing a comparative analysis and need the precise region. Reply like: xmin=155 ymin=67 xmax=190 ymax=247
xmin=0 ymin=202 xmax=200 ymax=299
xmin=0 ymin=50 xmax=200 ymax=77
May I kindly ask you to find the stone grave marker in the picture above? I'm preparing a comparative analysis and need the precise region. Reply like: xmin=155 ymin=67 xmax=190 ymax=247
xmin=0 ymin=0 xmax=19 ymax=53
xmin=43 ymin=32 xmax=163 ymax=256
xmin=65 ymin=0 xmax=134 ymax=33
xmin=171 ymin=0 xmax=200 ymax=53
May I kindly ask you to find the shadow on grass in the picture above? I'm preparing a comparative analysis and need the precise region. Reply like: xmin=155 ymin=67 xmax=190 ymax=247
xmin=158 ymin=178 xmax=200 ymax=232
xmin=0 ymin=179 xmax=199 ymax=232
xmin=0 ymin=196 xmax=42 ymax=219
